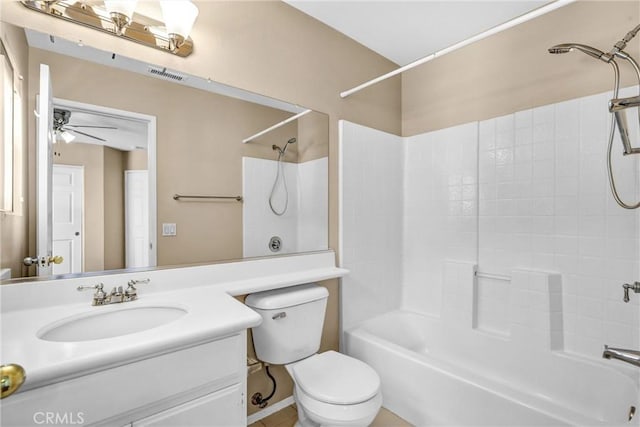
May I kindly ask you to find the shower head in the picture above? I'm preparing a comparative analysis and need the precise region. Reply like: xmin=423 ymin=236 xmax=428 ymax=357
xmin=548 ymin=43 xmax=611 ymax=63
xmin=273 ymin=138 xmax=297 ymax=156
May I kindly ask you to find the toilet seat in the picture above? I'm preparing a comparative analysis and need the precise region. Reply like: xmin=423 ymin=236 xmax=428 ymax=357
xmin=289 ymin=351 xmax=381 ymax=405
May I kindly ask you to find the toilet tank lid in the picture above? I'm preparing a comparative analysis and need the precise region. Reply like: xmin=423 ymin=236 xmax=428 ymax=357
xmin=245 ymin=283 xmax=328 ymax=310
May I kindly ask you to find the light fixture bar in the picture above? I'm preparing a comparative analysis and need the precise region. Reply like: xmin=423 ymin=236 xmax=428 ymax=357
xmin=242 ymin=109 xmax=312 ymax=144
xmin=20 ymin=0 xmax=195 ymax=57
xmin=340 ymin=0 xmax=575 ymax=98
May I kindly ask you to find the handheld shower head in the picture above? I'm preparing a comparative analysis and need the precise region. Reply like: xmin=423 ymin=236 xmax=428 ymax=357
xmin=548 ymin=45 xmax=572 ymax=54
xmin=548 ymin=43 xmax=611 ymax=63
xmin=273 ymin=138 xmax=297 ymax=157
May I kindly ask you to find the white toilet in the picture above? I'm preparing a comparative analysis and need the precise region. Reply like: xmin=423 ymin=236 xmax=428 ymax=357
xmin=245 ymin=283 xmax=382 ymax=427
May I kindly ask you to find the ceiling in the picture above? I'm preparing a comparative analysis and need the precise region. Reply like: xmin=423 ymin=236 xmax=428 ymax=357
xmin=284 ymin=0 xmax=551 ymax=65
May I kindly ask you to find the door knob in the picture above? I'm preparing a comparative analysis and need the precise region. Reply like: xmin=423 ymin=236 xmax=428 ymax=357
xmin=1 ymin=364 xmax=26 ymax=399
xmin=23 ymin=256 xmax=39 ymax=266
xmin=48 ymin=256 xmax=64 ymax=265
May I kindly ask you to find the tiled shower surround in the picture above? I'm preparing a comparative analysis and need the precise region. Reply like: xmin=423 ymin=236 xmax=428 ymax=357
xmin=243 ymin=157 xmax=328 ymax=258
xmin=340 ymin=86 xmax=639 ymax=359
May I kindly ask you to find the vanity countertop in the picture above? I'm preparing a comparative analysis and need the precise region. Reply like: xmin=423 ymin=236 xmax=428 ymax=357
xmin=0 ymin=286 xmax=262 ymax=393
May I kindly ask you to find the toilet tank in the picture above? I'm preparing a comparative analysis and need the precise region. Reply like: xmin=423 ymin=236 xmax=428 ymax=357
xmin=245 ymin=283 xmax=329 ymax=365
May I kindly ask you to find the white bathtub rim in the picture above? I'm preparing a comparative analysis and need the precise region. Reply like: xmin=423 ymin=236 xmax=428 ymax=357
xmin=345 ymin=310 xmax=637 ymax=426
xmin=356 ymin=308 xmax=638 ymax=375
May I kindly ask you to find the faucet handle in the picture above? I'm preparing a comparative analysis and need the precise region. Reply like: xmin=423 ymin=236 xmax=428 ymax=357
xmin=77 ymin=283 xmax=106 ymax=305
xmin=77 ymin=283 xmax=104 ymax=292
xmin=622 ymin=282 xmax=640 ymax=303
xmin=125 ymin=278 xmax=149 ymax=301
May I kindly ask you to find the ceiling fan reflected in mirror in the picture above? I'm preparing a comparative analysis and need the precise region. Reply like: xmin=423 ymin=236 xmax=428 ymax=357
xmin=53 ymin=108 xmax=117 ymax=144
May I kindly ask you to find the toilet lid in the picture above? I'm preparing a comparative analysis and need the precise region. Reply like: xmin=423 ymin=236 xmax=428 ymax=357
xmin=291 ymin=351 xmax=380 ymax=405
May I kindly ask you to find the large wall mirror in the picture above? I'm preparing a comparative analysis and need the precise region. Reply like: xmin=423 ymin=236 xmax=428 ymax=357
xmin=0 ymin=22 xmax=329 ymax=282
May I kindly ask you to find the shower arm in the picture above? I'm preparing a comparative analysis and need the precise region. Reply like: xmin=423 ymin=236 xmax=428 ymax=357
xmin=608 ymin=24 xmax=640 ymax=57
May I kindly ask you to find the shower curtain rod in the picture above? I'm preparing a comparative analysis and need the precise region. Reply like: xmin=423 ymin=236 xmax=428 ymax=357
xmin=242 ymin=109 xmax=312 ymax=143
xmin=340 ymin=0 xmax=575 ymax=99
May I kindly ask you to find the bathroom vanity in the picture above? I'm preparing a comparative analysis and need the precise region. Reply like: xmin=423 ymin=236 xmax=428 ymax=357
xmin=3 ymin=334 xmax=248 ymax=426
xmin=1 ymin=287 xmax=261 ymax=426
xmin=0 ymin=251 xmax=348 ymax=426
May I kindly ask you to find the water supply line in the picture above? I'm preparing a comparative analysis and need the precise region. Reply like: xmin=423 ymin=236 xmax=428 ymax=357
xmin=251 ymin=365 xmax=277 ymax=409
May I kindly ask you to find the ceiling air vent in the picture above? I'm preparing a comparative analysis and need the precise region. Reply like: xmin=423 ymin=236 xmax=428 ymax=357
xmin=147 ymin=66 xmax=185 ymax=82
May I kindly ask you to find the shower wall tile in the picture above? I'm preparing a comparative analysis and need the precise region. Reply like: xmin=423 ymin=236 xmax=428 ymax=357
xmin=510 ymin=270 xmax=563 ymax=351
xmin=242 ymin=157 xmax=328 ymax=258
xmin=478 ymin=87 xmax=640 ymax=358
xmin=243 ymin=157 xmax=299 ymax=258
xmin=339 ymin=121 xmax=403 ymax=331
xmin=340 ymin=86 xmax=638 ymax=361
xmin=297 ymin=157 xmax=328 ymax=253
xmin=442 ymin=261 xmax=476 ymax=328
xmin=403 ymin=122 xmax=478 ymax=316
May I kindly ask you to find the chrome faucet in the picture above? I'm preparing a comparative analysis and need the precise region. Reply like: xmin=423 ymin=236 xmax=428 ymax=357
xmin=77 ymin=278 xmax=150 ymax=306
xmin=602 ymin=345 xmax=640 ymax=368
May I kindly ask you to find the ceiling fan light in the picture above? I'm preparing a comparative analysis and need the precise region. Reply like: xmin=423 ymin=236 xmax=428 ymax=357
xmin=58 ymin=130 xmax=76 ymax=144
xmin=160 ymin=0 xmax=199 ymax=41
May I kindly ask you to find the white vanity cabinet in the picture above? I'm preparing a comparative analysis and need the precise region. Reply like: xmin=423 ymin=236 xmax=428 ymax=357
xmin=131 ymin=383 xmax=243 ymax=426
xmin=1 ymin=333 xmax=248 ymax=427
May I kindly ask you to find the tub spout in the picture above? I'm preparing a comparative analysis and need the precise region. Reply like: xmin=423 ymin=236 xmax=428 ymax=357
xmin=602 ymin=345 xmax=640 ymax=368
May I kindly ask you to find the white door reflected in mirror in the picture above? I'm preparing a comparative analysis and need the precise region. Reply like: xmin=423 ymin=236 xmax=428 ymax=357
xmin=52 ymin=164 xmax=83 ymax=275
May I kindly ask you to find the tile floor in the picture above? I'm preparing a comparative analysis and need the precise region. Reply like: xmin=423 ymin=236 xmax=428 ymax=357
xmin=248 ymin=405 xmax=412 ymax=427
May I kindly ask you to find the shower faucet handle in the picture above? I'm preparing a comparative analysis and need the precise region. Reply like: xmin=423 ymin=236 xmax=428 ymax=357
xmin=622 ymin=282 xmax=640 ymax=303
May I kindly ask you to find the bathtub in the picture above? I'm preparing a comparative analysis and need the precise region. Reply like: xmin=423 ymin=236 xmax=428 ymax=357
xmin=344 ymin=310 xmax=640 ymax=426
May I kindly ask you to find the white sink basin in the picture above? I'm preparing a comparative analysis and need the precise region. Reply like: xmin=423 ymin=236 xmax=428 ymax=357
xmin=38 ymin=306 xmax=188 ymax=342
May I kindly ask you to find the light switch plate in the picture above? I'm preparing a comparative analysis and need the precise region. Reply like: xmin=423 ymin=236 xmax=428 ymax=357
xmin=162 ymin=223 xmax=177 ymax=236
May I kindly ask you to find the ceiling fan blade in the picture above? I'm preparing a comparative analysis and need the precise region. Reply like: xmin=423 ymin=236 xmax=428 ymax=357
xmin=66 ymin=124 xmax=118 ymax=129
xmin=66 ymin=128 xmax=107 ymax=142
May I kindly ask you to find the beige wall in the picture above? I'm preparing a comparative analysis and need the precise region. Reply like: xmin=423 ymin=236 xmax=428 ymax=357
xmin=103 ymin=147 xmax=125 ymax=270
xmin=0 ymin=21 xmax=29 ymax=279
xmin=125 ymin=149 xmax=147 ymax=171
xmin=402 ymin=0 xmax=640 ymax=136
xmin=298 ymin=112 xmax=330 ymax=163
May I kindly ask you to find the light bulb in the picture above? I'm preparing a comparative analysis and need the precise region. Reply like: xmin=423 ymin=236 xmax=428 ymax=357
xmin=104 ymin=1 xmax=138 ymax=35
xmin=160 ymin=0 xmax=199 ymax=49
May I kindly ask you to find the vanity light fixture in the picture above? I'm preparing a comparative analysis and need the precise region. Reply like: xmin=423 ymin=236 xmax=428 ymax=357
xmin=20 ymin=0 xmax=199 ymax=57
xmin=160 ymin=0 xmax=199 ymax=51
xmin=103 ymin=1 xmax=138 ymax=36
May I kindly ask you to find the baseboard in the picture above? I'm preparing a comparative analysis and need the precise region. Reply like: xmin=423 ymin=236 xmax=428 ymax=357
xmin=247 ymin=395 xmax=295 ymax=425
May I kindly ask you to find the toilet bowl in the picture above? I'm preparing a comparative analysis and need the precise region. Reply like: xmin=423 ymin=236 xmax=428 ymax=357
xmin=245 ymin=284 xmax=383 ymax=427
xmin=286 ymin=351 xmax=382 ymax=427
